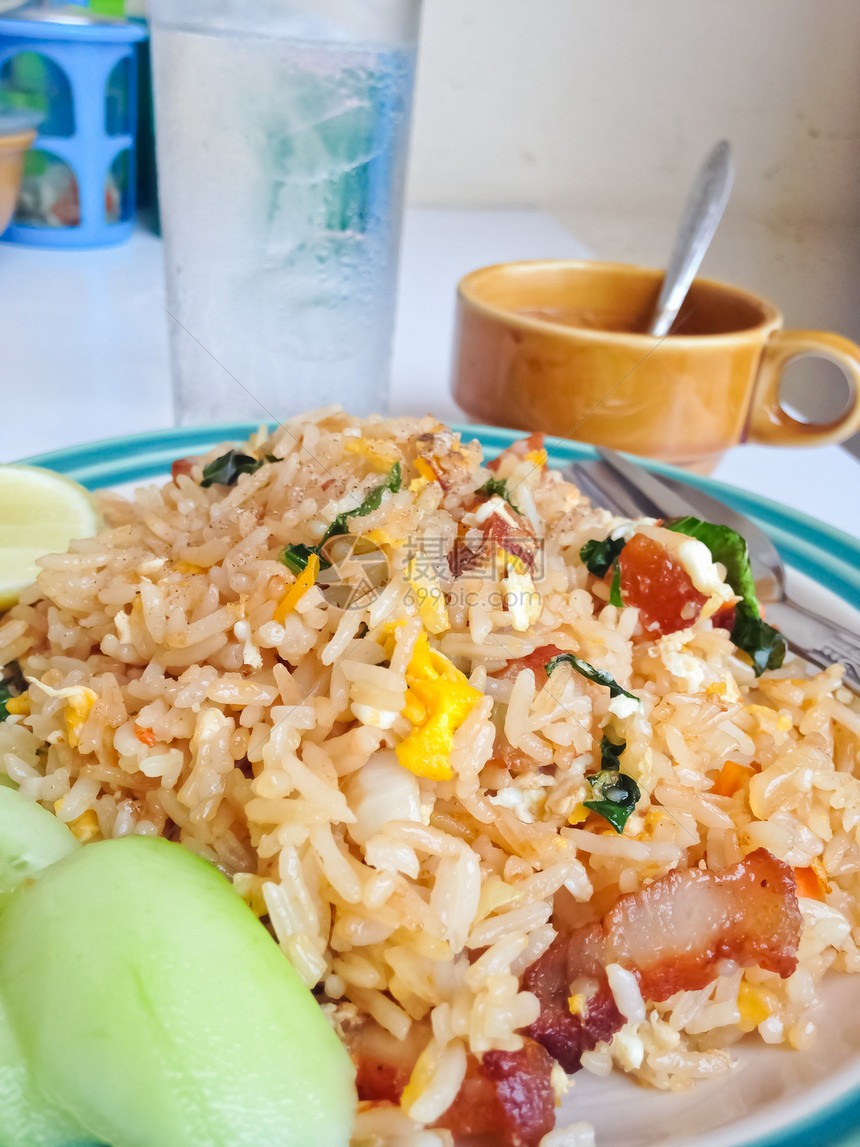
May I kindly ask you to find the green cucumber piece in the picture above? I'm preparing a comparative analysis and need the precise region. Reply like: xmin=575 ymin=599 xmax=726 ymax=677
xmin=0 ymin=786 xmax=79 ymax=899
xmin=0 ymin=993 xmax=97 ymax=1146
xmin=0 ymin=836 xmax=355 ymax=1147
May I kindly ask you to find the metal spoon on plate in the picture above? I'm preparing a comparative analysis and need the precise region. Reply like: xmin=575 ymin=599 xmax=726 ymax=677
xmin=648 ymin=140 xmax=735 ymax=337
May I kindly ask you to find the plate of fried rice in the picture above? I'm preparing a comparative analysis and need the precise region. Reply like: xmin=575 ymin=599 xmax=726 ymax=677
xmin=3 ymin=410 xmax=860 ymax=1147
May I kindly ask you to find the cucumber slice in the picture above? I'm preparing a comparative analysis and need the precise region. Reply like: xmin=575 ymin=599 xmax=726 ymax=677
xmin=0 ymin=836 xmax=355 ymax=1147
xmin=0 ymin=993 xmax=97 ymax=1147
xmin=0 ymin=786 xmax=79 ymax=898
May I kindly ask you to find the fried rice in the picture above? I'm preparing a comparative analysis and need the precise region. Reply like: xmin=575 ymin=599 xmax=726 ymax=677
xmin=2 ymin=408 xmax=859 ymax=1147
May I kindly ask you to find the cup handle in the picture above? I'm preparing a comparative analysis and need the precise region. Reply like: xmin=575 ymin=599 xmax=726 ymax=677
xmin=747 ymin=329 xmax=860 ymax=446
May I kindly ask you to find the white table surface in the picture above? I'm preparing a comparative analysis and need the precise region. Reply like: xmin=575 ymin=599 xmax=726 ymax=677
xmin=2 ymin=207 xmax=857 ymax=540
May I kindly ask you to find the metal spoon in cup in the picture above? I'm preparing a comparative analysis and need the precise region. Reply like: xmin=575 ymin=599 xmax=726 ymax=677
xmin=648 ymin=140 xmax=735 ymax=337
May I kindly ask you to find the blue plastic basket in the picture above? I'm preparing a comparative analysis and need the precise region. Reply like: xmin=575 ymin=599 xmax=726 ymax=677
xmin=0 ymin=7 xmax=146 ymax=247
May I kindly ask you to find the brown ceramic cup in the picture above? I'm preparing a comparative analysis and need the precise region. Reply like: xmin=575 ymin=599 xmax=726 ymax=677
xmin=452 ymin=260 xmax=860 ymax=472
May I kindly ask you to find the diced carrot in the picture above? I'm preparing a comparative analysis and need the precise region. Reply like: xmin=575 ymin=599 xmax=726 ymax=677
xmin=712 ymin=760 xmax=755 ymax=797
xmin=793 ymin=864 xmax=828 ymax=901
xmin=274 ymin=552 xmax=320 ymax=623
xmin=134 ymin=725 xmax=158 ymax=747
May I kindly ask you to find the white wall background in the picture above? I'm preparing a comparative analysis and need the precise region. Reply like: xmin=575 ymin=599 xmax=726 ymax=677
xmin=407 ymin=0 xmax=860 ymax=433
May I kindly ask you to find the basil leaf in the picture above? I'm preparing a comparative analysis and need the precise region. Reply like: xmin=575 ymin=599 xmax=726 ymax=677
xmin=280 ymin=464 xmax=402 ymax=575
xmin=580 ymin=535 xmax=627 ymax=578
xmin=279 ymin=543 xmax=324 ymax=575
xmin=545 ymin=652 xmax=639 ymax=703
xmin=665 ymin=516 xmax=786 ymax=676
xmin=584 ymin=771 xmax=640 ymax=834
xmin=476 ymin=477 xmax=520 ymax=515
xmin=609 ymin=561 xmax=624 ymax=607
xmin=580 ymin=736 xmax=639 ymax=832
xmin=579 ymin=536 xmax=625 ymax=605
xmin=664 ymin=517 xmax=757 ymax=610
xmin=599 ymin=735 xmax=627 ymax=771
xmin=0 ymin=662 xmax=27 ymax=724
xmin=583 ymin=795 xmax=638 ymax=833
xmin=731 ymin=602 xmax=786 ymax=675
xmin=321 ymin=463 xmax=402 ymax=545
xmin=200 ymin=450 xmax=265 ymax=488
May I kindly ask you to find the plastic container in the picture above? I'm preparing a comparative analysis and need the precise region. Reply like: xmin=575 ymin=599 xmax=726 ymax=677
xmin=0 ymin=5 xmax=146 ymax=247
xmin=147 ymin=0 xmax=421 ymax=425
xmin=0 ymin=109 xmax=37 ymax=236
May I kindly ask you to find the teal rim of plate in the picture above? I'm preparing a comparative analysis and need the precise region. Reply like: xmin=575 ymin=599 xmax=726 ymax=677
xmin=18 ymin=421 xmax=860 ymax=613
xmin=14 ymin=420 xmax=860 ymax=1147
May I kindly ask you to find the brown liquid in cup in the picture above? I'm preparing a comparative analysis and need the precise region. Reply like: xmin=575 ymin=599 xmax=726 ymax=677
xmin=515 ymin=306 xmax=647 ymax=334
xmin=514 ymin=285 xmax=766 ymax=339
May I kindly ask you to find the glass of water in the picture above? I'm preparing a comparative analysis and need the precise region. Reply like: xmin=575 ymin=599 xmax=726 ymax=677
xmin=147 ymin=0 xmax=421 ymax=425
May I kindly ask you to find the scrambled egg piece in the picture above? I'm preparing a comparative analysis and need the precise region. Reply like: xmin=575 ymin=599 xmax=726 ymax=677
xmin=501 ymin=563 xmax=541 ymax=633
xmin=27 ymin=678 xmax=97 ymax=748
xmin=612 ymin=1023 xmax=645 ymax=1071
xmin=343 ymin=436 xmax=399 ymax=472
xmin=364 ymin=527 xmax=406 ymax=547
xmin=488 ymin=784 xmax=546 ymax=824
xmin=53 ymin=805 xmax=101 ymax=843
xmin=607 ymin=693 xmax=640 ymax=719
xmin=475 ymin=875 xmax=521 ymax=921
xmin=400 ymin=1041 xmax=436 ymax=1115
xmin=413 ymin=457 xmax=437 ymax=482
xmin=737 ymin=981 xmax=771 ymax=1031
xmin=706 ymin=676 xmax=743 ymax=703
xmin=408 ymin=457 xmax=437 ymax=493
xmin=386 ymin=628 xmax=481 ymax=781
xmin=745 ymin=703 xmax=792 ymax=733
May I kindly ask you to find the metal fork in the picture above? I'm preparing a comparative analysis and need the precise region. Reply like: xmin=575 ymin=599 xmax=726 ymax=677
xmin=564 ymin=448 xmax=860 ymax=692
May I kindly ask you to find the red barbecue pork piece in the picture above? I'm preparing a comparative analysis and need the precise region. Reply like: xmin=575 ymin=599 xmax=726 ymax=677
xmin=615 ymin=532 xmax=708 ymax=636
xmin=525 ymin=848 xmax=802 ymax=1072
xmin=349 ymin=1020 xmax=555 ymax=1147
xmin=435 ymin=1041 xmax=556 ymax=1147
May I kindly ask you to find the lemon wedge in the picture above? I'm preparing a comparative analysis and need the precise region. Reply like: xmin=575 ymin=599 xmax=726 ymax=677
xmin=0 ymin=465 xmax=101 ymax=609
